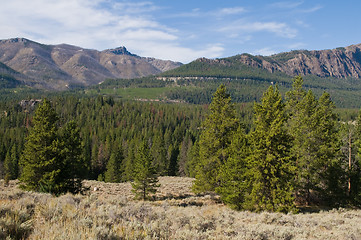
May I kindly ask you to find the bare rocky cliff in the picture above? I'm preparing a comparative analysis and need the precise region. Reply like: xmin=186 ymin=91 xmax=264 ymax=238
xmin=0 ymin=38 xmax=182 ymax=89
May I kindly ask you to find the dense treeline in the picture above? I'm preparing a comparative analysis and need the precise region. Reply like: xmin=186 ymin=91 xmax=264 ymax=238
xmin=192 ymin=77 xmax=361 ymax=211
xmin=1 ymin=76 xmax=361 ymax=211
xmin=94 ymin=74 xmax=361 ymax=108
xmin=0 ymin=96 xmax=207 ymax=183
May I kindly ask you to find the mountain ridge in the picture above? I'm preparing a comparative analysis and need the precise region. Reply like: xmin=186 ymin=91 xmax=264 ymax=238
xmin=189 ymin=44 xmax=361 ymax=79
xmin=0 ymin=38 xmax=182 ymax=89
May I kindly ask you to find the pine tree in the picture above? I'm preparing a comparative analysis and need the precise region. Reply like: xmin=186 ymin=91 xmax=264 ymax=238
xmin=19 ymin=99 xmax=84 ymax=195
xmin=216 ymin=126 xmax=249 ymax=210
xmin=19 ymin=99 xmax=61 ymax=193
xmin=167 ymin=143 xmax=179 ymax=176
xmin=286 ymin=77 xmax=342 ymax=206
xmin=340 ymin=120 xmax=359 ymax=205
xmin=178 ymin=132 xmax=193 ymax=176
xmin=58 ymin=120 xmax=84 ymax=193
xmin=193 ymin=84 xmax=239 ymax=193
xmin=316 ymin=92 xmax=342 ymax=205
xmin=247 ymin=85 xmax=296 ymax=212
xmin=352 ymin=111 xmax=361 ymax=206
xmin=105 ymin=146 xmax=124 ymax=183
xmin=4 ymin=144 xmax=18 ymax=182
xmin=287 ymin=88 xmax=320 ymax=205
xmin=185 ymin=140 xmax=200 ymax=178
xmin=131 ymin=140 xmax=160 ymax=200
xmin=285 ymin=75 xmax=306 ymax=113
xmin=150 ymin=132 xmax=167 ymax=175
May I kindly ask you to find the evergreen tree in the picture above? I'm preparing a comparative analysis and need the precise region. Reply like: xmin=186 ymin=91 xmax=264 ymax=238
xmin=340 ymin=120 xmax=359 ymax=205
xmin=352 ymin=111 xmax=361 ymax=206
xmin=216 ymin=126 xmax=249 ymax=210
xmin=19 ymin=99 xmax=61 ymax=193
xmin=4 ymin=150 xmax=12 ymax=183
xmin=193 ymin=84 xmax=239 ymax=193
xmin=185 ymin=140 xmax=200 ymax=178
xmin=316 ymin=92 xmax=342 ymax=205
xmin=247 ymin=85 xmax=296 ymax=212
xmin=167 ymin=143 xmax=179 ymax=176
xmin=285 ymin=75 xmax=306 ymax=113
xmin=178 ymin=133 xmax=193 ymax=176
xmin=150 ymin=133 xmax=168 ymax=175
xmin=290 ymin=90 xmax=320 ymax=205
xmin=4 ymin=144 xmax=18 ymax=182
xmin=105 ymin=146 xmax=124 ymax=183
xmin=58 ymin=120 xmax=84 ymax=193
xmin=286 ymin=77 xmax=342 ymax=205
xmin=19 ymin=99 xmax=84 ymax=195
xmin=131 ymin=140 xmax=160 ymax=200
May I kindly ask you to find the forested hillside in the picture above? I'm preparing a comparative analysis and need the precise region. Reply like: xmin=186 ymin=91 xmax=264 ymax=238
xmin=0 ymin=96 xmax=208 ymax=183
xmin=1 ymin=76 xmax=361 ymax=211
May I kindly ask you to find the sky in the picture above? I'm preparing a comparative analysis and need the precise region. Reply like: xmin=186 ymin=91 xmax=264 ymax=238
xmin=0 ymin=0 xmax=360 ymax=63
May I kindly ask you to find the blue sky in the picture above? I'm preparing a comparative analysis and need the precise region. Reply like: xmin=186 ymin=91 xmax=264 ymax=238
xmin=0 ymin=0 xmax=360 ymax=63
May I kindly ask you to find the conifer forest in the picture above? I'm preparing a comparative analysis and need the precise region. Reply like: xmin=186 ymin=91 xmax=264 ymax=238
xmin=1 ymin=75 xmax=360 ymax=212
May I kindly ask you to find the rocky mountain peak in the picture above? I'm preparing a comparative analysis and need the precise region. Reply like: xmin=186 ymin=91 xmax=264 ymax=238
xmin=105 ymin=46 xmax=138 ymax=57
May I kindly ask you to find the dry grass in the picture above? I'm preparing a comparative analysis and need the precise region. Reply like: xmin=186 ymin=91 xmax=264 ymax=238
xmin=1 ymin=177 xmax=361 ymax=240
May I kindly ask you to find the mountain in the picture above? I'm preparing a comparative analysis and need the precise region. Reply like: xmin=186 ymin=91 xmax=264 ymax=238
xmin=0 ymin=38 xmax=182 ymax=89
xmin=163 ymin=44 xmax=361 ymax=80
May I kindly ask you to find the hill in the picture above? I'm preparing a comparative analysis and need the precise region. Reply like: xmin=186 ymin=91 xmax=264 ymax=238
xmin=163 ymin=44 xmax=361 ymax=79
xmin=0 ymin=38 xmax=182 ymax=90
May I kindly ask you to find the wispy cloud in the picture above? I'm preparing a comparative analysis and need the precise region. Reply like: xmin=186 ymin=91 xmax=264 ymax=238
xmin=218 ymin=7 xmax=246 ymax=15
xmin=270 ymin=1 xmax=304 ymax=9
xmin=288 ymin=42 xmax=307 ymax=49
xmin=135 ymin=43 xmax=224 ymax=63
xmin=112 ymin=1 xmax=160 ymax=14
xmin=300 ymin=5 xmax=323 ymax=13
xmin=220 ymin=20 xmax=297 ymax=39
xmin=252 ymin=47 xmax=277 ymax=56
xmin=0 ymin=0 xmax=224 ymax=62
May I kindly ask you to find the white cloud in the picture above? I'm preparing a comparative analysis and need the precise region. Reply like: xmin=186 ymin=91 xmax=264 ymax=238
xmin=288 ymin=42 xmax=306 ymax=49
xmin=0 ymin=0 xmax=224 ymax=62
xmin=112 ymin=1 xmax=160 ymax=14
xmin=252 ymin=47 xmax=277 ymax=56
xmin=270 ymin=1 xmax=304 ymax=9
xmin=218 ymin=7 xmax=246 ymax=15
xmin=133 ymin=43 xmax=224 ymax=63
xmin=220 ymin=20 xmax=297 ymax=39
xmin=300 ymin=5 xmax=323 ymax=13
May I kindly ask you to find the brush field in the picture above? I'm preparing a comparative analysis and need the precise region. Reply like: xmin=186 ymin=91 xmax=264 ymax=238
xmin=1 ymin=177 xmax=360 ymax=240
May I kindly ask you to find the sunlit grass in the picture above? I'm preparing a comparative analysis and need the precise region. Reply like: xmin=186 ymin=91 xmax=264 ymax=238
xmin=1 ymin=178 xmax=361 ymax=239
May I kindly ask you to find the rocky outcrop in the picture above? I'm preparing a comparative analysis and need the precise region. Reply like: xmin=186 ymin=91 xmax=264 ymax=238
xmin=0 ymin=38 xmax=182 ymax=90
xmin=194 ymin=44 xmax=361 ymax=79
xmin=235 ymin=44 xmax=361 ymax=78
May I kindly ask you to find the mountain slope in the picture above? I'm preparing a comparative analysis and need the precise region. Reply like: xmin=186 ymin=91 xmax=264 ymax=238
xmin=163 ymin=44 xmax=361 ymax=80
xmin=0 ymin=38 xmax=182 ymax=89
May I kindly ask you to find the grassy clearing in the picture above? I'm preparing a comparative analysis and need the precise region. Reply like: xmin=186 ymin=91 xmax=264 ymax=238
xmin=1 ymin=177 xmax=360 ymax=240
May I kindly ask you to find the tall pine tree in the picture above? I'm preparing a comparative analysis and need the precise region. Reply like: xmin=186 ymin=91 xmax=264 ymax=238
xmin=131 ymin=140 xmax=160 ymax=200
xmin=193 ymin=84 xmax=239 ymax=193
xmin=20 ymin=99 xmax=61 ymax=193
xmin=20 ymin=99 xmax=83 ymax=195
xmin=216 ymin=126 xmax=249 ymax=210
xmin=105 ymin=145 xmax=124 ymax=183
xmin=316 ymin=92 xmax=342 ymax=205
xmin=58 ymin=120 xmax=85 ymax=193
xmin=247 ymin=85 xmax=296 ymax=212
